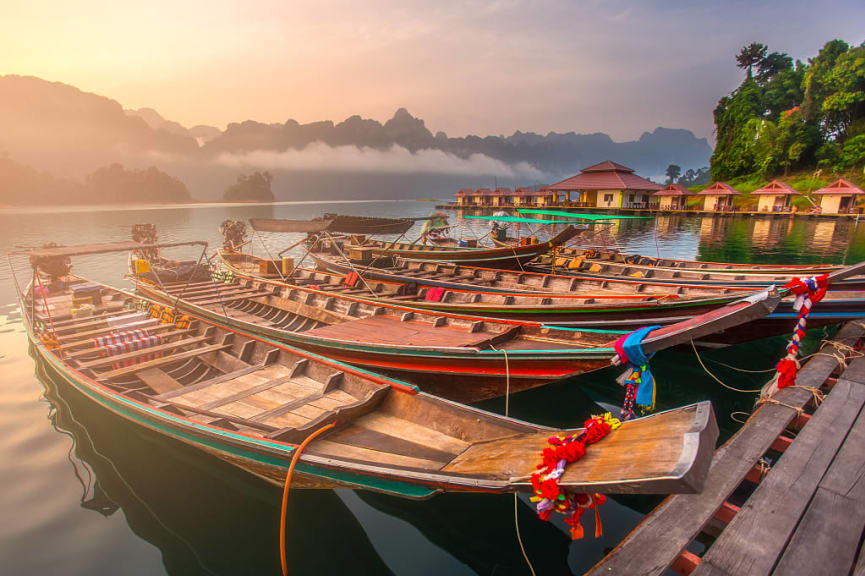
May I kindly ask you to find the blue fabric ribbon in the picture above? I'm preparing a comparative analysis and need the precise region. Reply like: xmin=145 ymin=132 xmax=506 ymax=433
xmin=622 ymin=325 xmax=662 ymax=407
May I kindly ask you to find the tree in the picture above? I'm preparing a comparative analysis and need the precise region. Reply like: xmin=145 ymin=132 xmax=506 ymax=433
xmin=757 ymin=51 xmax=794 ymax=85
xmin=801 ymin=39 xmax=850 ymax=124
xmin=820 ymin=45 xmax=865 ymax=138
xmin=222 ymin=171 xmax=275 ymax=202
xmin=665 ymin=164 xmax=681 ymax=184
xmin=736 ymin=43 xmax=768 ymax=78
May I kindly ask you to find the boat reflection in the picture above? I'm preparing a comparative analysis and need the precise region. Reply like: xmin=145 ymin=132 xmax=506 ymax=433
xmin=35 ymin=356 xmax=394 ymax=576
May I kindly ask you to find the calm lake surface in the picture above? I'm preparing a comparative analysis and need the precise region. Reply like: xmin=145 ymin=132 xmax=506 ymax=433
xmin=2 ymin=200 xmax=864 ymax=575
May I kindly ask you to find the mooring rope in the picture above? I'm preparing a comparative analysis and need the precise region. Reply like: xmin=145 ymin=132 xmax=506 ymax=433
xmin=689 ymin=340 xmax=764 ymax=394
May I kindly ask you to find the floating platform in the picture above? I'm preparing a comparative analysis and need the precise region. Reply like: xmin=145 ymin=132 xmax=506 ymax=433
xmin=436 ymin=203 xmax=861 ymax=219
xmin=586 ymin=320 xmax=865 ymax=575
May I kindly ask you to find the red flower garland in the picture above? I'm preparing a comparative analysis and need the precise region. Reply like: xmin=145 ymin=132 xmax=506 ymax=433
xmin=530 ymin=414 xmax=621 ymax=539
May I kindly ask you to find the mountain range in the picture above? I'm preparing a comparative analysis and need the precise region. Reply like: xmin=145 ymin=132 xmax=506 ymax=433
xmin=0 ymin=75 xmax=712 ymax=203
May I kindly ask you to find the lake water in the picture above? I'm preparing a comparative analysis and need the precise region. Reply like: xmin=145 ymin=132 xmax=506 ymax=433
xmin=1 ymin=200 xmax=863 ymax=575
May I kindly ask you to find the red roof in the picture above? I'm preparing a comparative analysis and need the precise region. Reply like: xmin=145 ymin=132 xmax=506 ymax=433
xmin=456 ymin=188 xmax=473 ymax=196
xmin=476 ymin=188 xmax=493 ymax=195
xmin=752 ymin=180 xmax=799 ymax=195
xmin=698 ymin=182 xmax=741 ymax=196
xmin=548 ymin=160 xmax=662 ymax=192
xmin=813 ymin=178 xmax=865 ymax=196
xmin=513 ymin=187 xmax=549 ymax=196
xmin=581 ymin=160 xmax=636 ymax=173
xmin=494 ymin=187 xmax=512 ymax=195
xmin=653 ymin=183 xmax=691 ymax=196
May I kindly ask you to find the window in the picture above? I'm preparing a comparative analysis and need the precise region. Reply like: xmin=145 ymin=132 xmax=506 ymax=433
xmin=604 ymin=194 xmax=613 ymax=202
xmin=629 ymin=194 xmax=635 ymax=203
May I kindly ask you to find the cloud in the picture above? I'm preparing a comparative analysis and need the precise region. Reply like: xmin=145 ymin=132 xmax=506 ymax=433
xmin=215 ymin=141 xmax=544 ymax=178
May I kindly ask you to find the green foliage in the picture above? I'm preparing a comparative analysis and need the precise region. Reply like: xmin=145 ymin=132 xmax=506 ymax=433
xmin=712 ymin=39 xmax=865 ymax=182
xmin=678 ymin=167 xmax=710 ymax=187
xmin=223 ymin=171 xmax=275 ymax=202
xmin=835 ymin=134 xmax=865 ymax=171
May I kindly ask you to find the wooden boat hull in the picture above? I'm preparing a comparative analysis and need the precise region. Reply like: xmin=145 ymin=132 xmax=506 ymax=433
xmin=550 ymin=247 xmax=842 ymax=275
xmin=136 ymin=282 xmax=614 ymax=403
xmin=298 ymin=254 xmax=865 ymax=344
xmin=21 ymin=274 xmax=720 ymax=498
xmin=527 ymin=262 xmax=865 ymax=291
xmin=354 ymin=226 xmax=581 ymax=269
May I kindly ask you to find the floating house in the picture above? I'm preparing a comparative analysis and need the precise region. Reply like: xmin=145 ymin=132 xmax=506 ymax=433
xmin=813 ymin=179 xmax=864 ymax=214
xmin=698 ymin=182 xmax=740 ymax=212
xmin=752 ymin=180 xmax=799 ymax=212
xmin=455 ymin=187 xmax=553 ymax=207
xmin=653 ymin=183 xmax=691 ymax=210
xmin=546 ymin=161 xmax=662 ymax=208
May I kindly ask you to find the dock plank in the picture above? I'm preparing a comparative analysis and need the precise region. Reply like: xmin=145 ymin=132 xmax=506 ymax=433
xmin=692 ymin=378 xmax=865 ymax=576
xmin=586 ymin=322 xmax=865 ymax=576
xmin=771 ymin=404 xmax=865 ymax=575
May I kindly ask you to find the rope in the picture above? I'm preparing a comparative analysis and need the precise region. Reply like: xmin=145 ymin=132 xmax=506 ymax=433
xmin=789 ymin=385 xmax=825 ymax=408
xmin=753 ymin=396 xmax=806 ymax=418
xmin=690 ymin=340 xmax=764 ymax=394
xmin=323 ymin=232 xmax=379 ymax=297
xmin=514 ymin=493 xmax=537 ymax=576
xmin=280 ymin=422 xmax=336 ymax=576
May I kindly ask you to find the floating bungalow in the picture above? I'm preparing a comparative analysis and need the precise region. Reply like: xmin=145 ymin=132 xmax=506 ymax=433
xmin=653 ymin=183 xmax=691 ymax=210
xmin=813 ymin=178 xmax=864 ymax=214
xmin=698 ymin=182 xmax=740 ymax=212
xmin=455 ymin=187 xmax=554 ymax=207
xmin=546 ymin=161 xmax=662 ymax=208
xmin=753 ymin=180 xmax=800 ymax=212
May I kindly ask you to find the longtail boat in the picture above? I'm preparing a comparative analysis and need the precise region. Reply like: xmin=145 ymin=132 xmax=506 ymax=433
xmin=527 ymin=255 xmax=865 ymax=291
xmin=132 ymin=261 xmax=786 ymax=402
xmin=224 ymin=249 xmax=865 ymax=341
xmin=537 ymin=245 xmax=842 ymax=275
xmin=340 ymin=226 xmax=581 ymax=269
xmin=17 ymin=243 xmax=723 ymax=498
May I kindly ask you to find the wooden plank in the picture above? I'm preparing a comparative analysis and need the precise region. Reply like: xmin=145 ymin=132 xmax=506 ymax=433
xmin=136 ymin=368 xmax=183 ymax=394
xmin=155 ymin=362 xmax=269 ymax=400
xmin=163 ymin=401 xmax=278 ymax=432
xmin=357 ymin=413 xmax=470 ymax=454
xmin=587 ymin=322 xmax=865 ymax=576
xmin=306 ymin=439 xmax=444 ymax=470
xmin=78 ymin=335 xmax=211 ymax=369
xmin=198 ymin=375 xmax=299 ymax=410
xmin=96 ymin=343 xmax=231 ymax=380
xmin=772 ymin=406 xmax=865 ymax=575
xmin=692 ymin=379 xmax=865 ymax=576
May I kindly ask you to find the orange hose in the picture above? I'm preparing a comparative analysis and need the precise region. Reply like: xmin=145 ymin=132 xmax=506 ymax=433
xmin=280 ymin=422 xmax=336 ymax=576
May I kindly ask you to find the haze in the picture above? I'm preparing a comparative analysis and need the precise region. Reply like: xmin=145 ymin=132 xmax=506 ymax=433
xmin=4 ymin=0 xmax=863 ymax=141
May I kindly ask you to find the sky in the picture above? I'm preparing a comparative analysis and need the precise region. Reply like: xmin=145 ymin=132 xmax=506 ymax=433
xmin=2 ymin=0 xmax=864 ymax=142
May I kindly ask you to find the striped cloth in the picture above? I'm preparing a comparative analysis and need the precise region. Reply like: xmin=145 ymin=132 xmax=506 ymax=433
xmin=95 ymin=329 xmax=162 ymax=369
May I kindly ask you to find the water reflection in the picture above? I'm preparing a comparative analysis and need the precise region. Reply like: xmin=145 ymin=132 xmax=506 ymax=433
xmin=35 ymin=356 xmax=394 ymax=576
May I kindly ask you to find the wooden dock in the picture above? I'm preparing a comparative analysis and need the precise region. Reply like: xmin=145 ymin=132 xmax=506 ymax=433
xmin=587 ymin=321 xmax=865 ymax=575
xmin=436 ymin=204 xmax=861 ymax=220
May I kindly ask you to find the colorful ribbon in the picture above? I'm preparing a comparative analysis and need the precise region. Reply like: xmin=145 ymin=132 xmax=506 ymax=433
xmin=614 ymin=325 xmax=661 ymax=419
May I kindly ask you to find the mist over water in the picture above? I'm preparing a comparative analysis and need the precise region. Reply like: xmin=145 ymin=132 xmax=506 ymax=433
xmin=1 ymin=200 xmax=863 ymax=575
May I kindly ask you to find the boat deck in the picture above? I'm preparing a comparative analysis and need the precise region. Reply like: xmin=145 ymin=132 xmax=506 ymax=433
xmin=587 ymin=320 xmax=865 ymax=576
xmin=305 ymin=315 xmax=503 ymax=348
